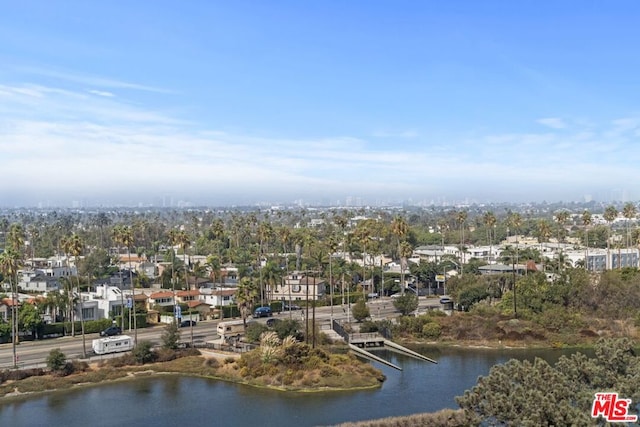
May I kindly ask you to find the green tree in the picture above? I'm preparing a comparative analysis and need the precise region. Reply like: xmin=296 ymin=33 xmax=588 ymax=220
xmin=18 ymin=302 xmax=43 ymax=339
xmin=351 ymin=298 xmax=370 ymax=322
xmin=46 ymin=348 xmax=67 ymax=372
xmin=457 ymin=338 xmax=640 ymax=426
xmin=132 ymin=341 xmax=155 ymax=364
xmin=392 ymin=293 xmax=419 ymax=316
xmin=161 ymin=321 xmax=180 ymax=350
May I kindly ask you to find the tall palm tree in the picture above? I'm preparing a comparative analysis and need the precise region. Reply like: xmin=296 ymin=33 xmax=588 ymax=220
xmin=581 ymin=210 xmax=593 ymax=270
xmin=64 ymin=233 xmax=87 ymax=357
xmin=390 ymin=216 xmax=409 ymax=261
xmin=603 ymin=205 xmax=618 ymax=269
xmin=111 ymin=225 xmax=127 ymax=330
xmin=456 ymin=211 xmax=467 ymax=275
xmin=0 ymin=249 xmax=22 ymax=367
xmin=554 ymin=211 xmax=570 ymax=274
xmin=399 ymin=241 xmax=413 ymax=296
xmin=118 ymin=226 xmax=137 ymax=344
xmin=482 ymin=211 xmax=497 ymax=264
xmin=622 ymin=202 xmax=637 ymax=253
xmin=327 ymin=235 xmax=338 ymax=322
xmin=236 ymin=277 xmax=258 ymax=327
xmin=536 ymin=219 xmax=552 ymax=272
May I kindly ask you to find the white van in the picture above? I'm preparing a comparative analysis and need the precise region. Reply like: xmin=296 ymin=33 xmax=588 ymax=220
xmin=217 ymin=320 xmax=247 ymax=341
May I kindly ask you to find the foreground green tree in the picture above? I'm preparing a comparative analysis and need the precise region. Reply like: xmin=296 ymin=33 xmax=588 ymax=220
xmin=456 ymin=338 xmax=640 ymax=426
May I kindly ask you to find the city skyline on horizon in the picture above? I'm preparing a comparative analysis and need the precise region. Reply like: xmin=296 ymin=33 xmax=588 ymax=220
xmin=2 ymin=2 xmax=640 ymax=207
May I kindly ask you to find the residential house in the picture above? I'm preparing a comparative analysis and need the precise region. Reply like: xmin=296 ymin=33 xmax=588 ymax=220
xmin=271 ymin=272 xmax=326 ymax=304
xmin=199 ymin=288 xmax=236 ymax=307
xmin=147 ymin=291 xmax=175 ymax=311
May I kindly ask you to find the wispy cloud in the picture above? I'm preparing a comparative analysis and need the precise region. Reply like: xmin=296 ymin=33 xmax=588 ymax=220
xmin=537 ymin=117 xmax=567 ymax=129
xmin=1 ymin=80 xmax=640 ymax=205
xmin=15 ymin=65 xmax=174 ymax=94
xmin=88 ymin=89 xmax=115 ymax=97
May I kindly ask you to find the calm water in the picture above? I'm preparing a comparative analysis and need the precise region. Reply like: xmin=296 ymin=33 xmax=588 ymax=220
xmin=0 ymin=347 xmax=585 ymax=427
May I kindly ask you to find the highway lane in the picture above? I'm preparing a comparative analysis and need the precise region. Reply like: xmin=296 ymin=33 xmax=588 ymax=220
xmin=0 ymin=296 xmax=446 ymax=369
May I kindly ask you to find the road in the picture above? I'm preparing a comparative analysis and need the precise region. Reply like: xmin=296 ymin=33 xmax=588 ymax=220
xmin=0 ymin=296 xmax=445 ymax=369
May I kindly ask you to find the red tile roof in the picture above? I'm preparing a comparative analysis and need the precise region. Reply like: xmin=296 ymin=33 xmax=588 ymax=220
xmin=149 ymin=291 xmax=174 ymax=299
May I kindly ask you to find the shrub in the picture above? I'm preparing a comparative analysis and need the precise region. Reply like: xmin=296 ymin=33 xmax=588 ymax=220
xmin=132 ymin=341 xmax=155 ymax=364
xmin=422 ymin=322 xmax=442 ymax=339
xmin=359 ymin=321 xmax=379 ymax=333
xmin=203 ymin=358 xmax=219 ymax=369
xmin=352 ymin=299 xmax=370 ymax=322
xmin=154 ymin=348 xmax=179 ymax=363
xmin=161 ymin=322 xmax=180 ymax=350
xmin=46 ymin=348 xmax=66 ymax=372
xmin=245 ymin=322 xmax=269 ymax=343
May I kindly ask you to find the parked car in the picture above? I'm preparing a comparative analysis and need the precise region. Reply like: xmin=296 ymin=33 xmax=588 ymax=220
xmin=253 ymin=306 xmax=273 ymax=318
xmin=284 ymin=304 xmax=301 ymax=310
xmin=180 ymin=320 xmax=196 ymax=327
xmin=100 ymin=325 xmax=122 ymax=337
xmin=440 ymin=297 xmax=453 ymax=305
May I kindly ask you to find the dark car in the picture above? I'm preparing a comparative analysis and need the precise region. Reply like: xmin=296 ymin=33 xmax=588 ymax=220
xmin=100 ymin=325 xmax=122 ymax=337
xmin=180 ymin=320 xmax=196 ymax=327
xmin=253 ymin=306 xmax=273 ymax=318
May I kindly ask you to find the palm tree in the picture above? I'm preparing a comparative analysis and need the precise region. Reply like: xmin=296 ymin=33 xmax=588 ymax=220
xmin=117 ymin=226 xmax=137 ymax=344
xmin=327 ymin=235 xmax=338 ymax=322
xmin=390 ymin=216 xmax=409 ymax=260
xmin=0 ymin=249 xmax=21 ymax=367
xmin=603 ymin=205 xmax=618 ymax=269
xmin=482 ymin=211 xmax=497 ymax=264
xmin=236 ymin=277 xmax=258 ymax=327
xmin=622 ymin=202 xmax=637 ymax=253
xmin=582 ymin=210 xmax=593 ymax=270
xmin=62 ymin=233 xmax=87 ymax=357
xmin=554 ymin=211 xmax=570 ymax=274
xmin=456 ymin=211 xmax=467 ymax=274
xmin=399 ymin=241 xmax=413 ymax=296
xmin=111 ymin=225 xmax=127 ymax=330
xmin=536 ymin=219 xmax=552 ymax=272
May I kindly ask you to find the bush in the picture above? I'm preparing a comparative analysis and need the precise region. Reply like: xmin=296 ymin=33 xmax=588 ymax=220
xmin=392 ymin=294 xmax=419 ymax=316
xmin=132 ymin=341 xmax=155 ymax=364
xmin=161 ymin=322 xmax=180 ymax=350
xmin=46 ymin=348 xmax=66 ymax=372
xmin=352 ymin=299 xmax=370 ymax=322
xmin=245 ymin=322 xmax=269 ymax=343
xmin=359 ymin=321 xmax=379 ymax=333
xmin=422 ymin=322 xmax=442 ymax=339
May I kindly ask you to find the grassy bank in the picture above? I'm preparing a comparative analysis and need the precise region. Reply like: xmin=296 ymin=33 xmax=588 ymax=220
xmin=0 ymin=342 xmax=384 ymax=401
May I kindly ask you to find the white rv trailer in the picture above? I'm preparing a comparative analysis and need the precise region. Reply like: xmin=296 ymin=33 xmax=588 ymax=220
xmin=217 ymin=319 xmax=247 ymax=341
xmin=92 ymin=335 xmax=134 ymax=355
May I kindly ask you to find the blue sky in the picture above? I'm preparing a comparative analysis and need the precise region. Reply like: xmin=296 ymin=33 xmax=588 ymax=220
xmin=1 ymin=1 xmax=640 ymax=207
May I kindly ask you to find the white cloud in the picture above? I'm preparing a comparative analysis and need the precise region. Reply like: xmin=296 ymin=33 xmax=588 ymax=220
xmin=2 ymin=80 xmax=640 ymax=205
xmin=88 ymin=89 xmax=115 ymax=97
xmin=537 ymin=117 xmax=567 ymax=129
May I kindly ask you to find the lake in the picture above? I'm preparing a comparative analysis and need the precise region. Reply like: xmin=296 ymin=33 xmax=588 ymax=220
xmin=0 ymin=346 xmax=586 ymax=427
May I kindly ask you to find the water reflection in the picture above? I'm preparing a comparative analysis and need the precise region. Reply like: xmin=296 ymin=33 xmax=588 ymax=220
xmin=0 ymin=347 xmax=587 ymax=427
